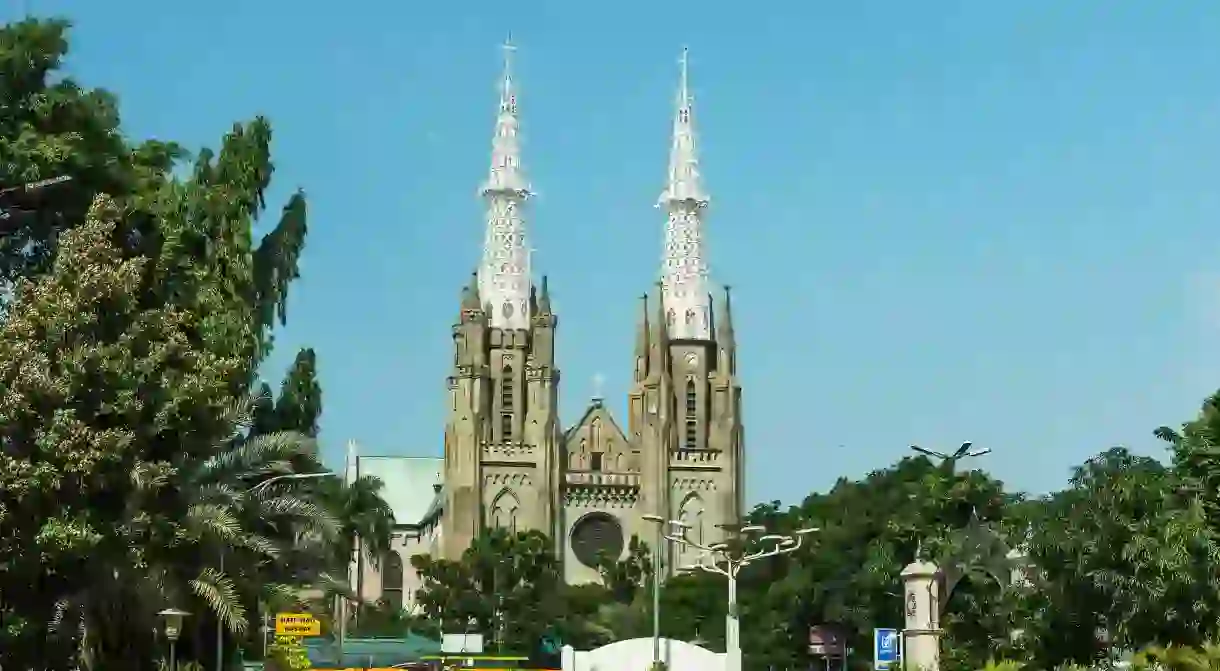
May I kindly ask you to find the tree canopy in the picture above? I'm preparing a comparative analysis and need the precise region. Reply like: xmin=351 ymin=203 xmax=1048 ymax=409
xmin=0 ymin=17 xmax=391 ymax=671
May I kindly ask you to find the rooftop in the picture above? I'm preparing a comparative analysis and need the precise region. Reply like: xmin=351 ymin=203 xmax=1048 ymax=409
xmin=356 ymin=455 xmax=442 ymax=526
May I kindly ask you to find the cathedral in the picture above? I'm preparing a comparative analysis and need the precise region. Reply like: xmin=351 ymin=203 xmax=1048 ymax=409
xmin=346 ymin=45 xmax=745 ymax=603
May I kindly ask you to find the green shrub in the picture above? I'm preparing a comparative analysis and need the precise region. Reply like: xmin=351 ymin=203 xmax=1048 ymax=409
xmin=266 ymin=635 xmax=310 ymax=671
xmin=1131 ymin=642 xmax=1220 ymax=671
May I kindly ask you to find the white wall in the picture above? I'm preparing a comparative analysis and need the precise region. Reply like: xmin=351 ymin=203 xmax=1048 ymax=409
xmin=562 ymin=637 xmax=725 ymax=671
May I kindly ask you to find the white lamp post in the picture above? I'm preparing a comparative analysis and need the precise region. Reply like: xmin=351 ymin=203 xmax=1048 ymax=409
xmin=642 ymin=514 xmax=687 ymax=669
xmin=665 ymin=522 xmax=817 ymax=671
xmin=159 ymin=608 xmax=191 ymax=671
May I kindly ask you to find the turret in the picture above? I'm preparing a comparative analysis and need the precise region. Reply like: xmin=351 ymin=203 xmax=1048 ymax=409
xmin=717 ymin=285 xmax=736 ymax=374
xmin=634 ymin=294 xmax=650 ymax=382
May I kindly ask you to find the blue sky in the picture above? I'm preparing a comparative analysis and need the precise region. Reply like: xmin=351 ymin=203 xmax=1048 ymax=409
xmin=15 ymin=0 xmax=1220 ymax=504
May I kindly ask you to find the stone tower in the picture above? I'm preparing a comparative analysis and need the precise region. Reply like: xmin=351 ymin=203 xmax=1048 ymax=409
xmin=442 ymin=42 xmax=561 ymax=560
xmin=628 ymin=49 xmax=744 ymax=574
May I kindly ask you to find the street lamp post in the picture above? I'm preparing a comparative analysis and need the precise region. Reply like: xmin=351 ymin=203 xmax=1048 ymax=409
xmin=642 ymin=514 xmax=685 ymax=669
xmin=663 ymin=522 xmax=817 ymax=671
xmin=909 ymin=442 xmax=990 ymax=472
xmin=159 ymin=608 xmax=191 ymax=671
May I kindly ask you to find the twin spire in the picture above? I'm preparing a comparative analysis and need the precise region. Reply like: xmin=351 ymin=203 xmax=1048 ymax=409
xmin=478 ymin=39 xmax=532 ymax=330
xmin=658 ymin=47 xmax=712 ymax=340
xmin=477 ymin=43 xmax=713 ymax=338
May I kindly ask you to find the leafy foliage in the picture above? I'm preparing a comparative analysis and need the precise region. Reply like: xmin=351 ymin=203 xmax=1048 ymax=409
xmin=266 ymin=635 xmax=311 ymax=671
xmin=411 ymin=529 xmax=565 ymax=653
xmin=0 ymin=17 xmax=389 ymax=671
xmin=1015 ymin=449 xmax=1220 ymax=668
xmin=599 ymin=534 xmax=653 ymax=604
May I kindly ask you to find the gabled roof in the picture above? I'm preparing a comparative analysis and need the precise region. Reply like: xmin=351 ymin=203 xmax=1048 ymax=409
xmin=562 ymin=399 xmax=629 ymax=445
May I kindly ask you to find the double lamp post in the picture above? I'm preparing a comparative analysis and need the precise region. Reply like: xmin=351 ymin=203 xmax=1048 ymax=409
xmin=642 ymin=513 xmax=817 ymax=671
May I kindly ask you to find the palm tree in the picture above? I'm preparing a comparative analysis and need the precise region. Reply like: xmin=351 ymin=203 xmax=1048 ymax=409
xmin=317 ymin=472 xmax=396 ymax=572
xmin=48 ymin=396 xmax=343 ymax=670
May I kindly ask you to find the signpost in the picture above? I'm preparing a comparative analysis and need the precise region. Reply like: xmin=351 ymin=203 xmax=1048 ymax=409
xmin=274 ymin=612 xmax=321 ymax=637
xmin=874 ymin=628 xmax=900 ymax=670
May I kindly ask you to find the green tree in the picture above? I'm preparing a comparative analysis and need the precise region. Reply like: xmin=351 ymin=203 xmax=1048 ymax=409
xmin=0 ymin=195 xmax=242 ymax=669
xmin=411 ymin=529 xmax=565 ymax=654
xmin=1016 ymin=448 xmax=1220 ymax=668
xmin=319 ymin=472 xmax=395 ymax=573
xmin=1158 ymin=391 xmax=1220 ymax=536
xmin=0 ymin=18 xmax=383 ymax=671
xmin=599 ymin=535 xmax=652 ymax=604
xmin=721 ymin=456 xmax=1016 ymax=671
xmin=273 ymin=348 xmax=322 ymax=437
xmin=0 ymin=18 xmax=181 ymax=288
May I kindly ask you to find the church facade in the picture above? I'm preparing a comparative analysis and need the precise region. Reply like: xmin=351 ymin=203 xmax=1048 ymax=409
xmin=348 ymin=45 xmax=745 ymax=603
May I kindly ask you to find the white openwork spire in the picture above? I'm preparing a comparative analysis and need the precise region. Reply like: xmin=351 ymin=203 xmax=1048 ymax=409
xmin=658 ymin=47 xmax=711 ymax=340
xmin=478 ymin=38 xmax=533 ymax=330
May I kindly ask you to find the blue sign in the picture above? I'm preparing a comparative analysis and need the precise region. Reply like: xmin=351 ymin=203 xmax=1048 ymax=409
xmin=874 ymin=628 xmax=900 ymax=670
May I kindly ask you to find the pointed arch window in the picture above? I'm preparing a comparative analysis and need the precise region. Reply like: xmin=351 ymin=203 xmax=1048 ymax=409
xmin=381 ymin=551 xmax=405 ymax=612
xmin=685 ymin=379 xmax=698 ymax=449
xmin=501 ymin=365 xmax=515 ymax=440
xmin=491 ymin=489 xmax=521 ymax=533
xmin=679 ymin=493 xmax=705 ymax=548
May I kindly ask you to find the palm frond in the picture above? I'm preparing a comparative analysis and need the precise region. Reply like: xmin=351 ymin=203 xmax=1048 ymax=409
xmin=218 ymin=394 xmax=258 ymax=439
xmin=239 ymin=533 xmax=283 ymax=559
xmin=130 ymin=461 xmax=174 ymax=493
xmin=255 ymin=494 xmax=341 ymax=540
xmin=195 ymin=430 xmax=316 ymax=484
xmin=193 ymin=482 xmax=240 ymax=505
xmin=185 ymin=503 xmax=244 ymax=543
xmin=189 ymin=566 xmax=249 ymax=634
xmin=314 ymin=571 xmax=365 ymax=604
xmin=48 ymin=596 xmax=83 ymax=635
xmin=262 ymin=582 xmax=307 ymax=612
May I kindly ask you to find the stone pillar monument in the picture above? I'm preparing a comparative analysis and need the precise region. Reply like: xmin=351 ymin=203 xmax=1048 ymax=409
xmin=901 ymin=558 xmax=942 ymax=671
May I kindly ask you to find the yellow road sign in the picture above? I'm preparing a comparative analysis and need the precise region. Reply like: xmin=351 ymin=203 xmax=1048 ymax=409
xmin=274 ymin=612 xmax=320 ymax=636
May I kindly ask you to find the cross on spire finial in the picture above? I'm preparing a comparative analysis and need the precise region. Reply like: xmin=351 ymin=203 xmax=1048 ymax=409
xmin=499 ymin=35 xmax=517 ymax=113
xmin=592 ymin=373 xmax=605 ymax=400
xmin=679 ymin=46 xmax=690 ymax=104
